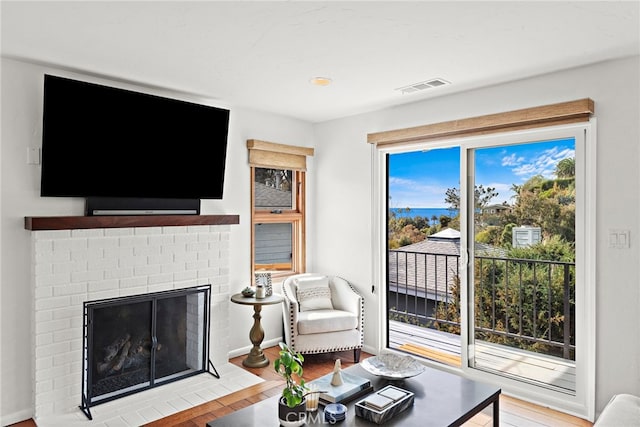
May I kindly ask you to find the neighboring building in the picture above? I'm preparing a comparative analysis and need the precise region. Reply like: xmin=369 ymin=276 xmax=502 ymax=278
xmin=482 ymin=204 xmax=511 ymax=215
xmin=388 ymin=228 xmax=504 ymax=303
xmin=254 ymin=183 xmax=293 ymax=265
xmin=255 ymin=182 xmax=292 ymax=209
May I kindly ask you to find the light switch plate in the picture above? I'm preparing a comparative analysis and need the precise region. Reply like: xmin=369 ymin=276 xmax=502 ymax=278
xmin=608 ymin=229 xmax=630 ymax=249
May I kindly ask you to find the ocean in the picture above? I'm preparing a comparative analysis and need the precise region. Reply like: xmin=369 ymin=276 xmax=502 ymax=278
xmin=390 ymin=207 xmax=459 ymax=220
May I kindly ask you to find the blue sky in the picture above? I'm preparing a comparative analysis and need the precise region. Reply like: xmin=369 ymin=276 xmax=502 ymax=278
xmin=388 ymin=138 xmax=575 ymax=208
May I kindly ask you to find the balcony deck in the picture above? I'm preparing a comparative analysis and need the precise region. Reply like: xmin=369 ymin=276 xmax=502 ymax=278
xmin=389 ymin=320 xmax=576 ymax=394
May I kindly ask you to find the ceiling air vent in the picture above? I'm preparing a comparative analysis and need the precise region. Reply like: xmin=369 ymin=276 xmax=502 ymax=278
xmin=396 ymin=78 xmax=450 ymax=94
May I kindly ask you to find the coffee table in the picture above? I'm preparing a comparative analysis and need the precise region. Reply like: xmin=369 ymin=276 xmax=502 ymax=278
xmin=206 ymin=362 xmax=500 ymax=426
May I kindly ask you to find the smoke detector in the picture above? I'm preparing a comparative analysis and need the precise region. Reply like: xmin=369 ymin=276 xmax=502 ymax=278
xmin=396 ymin=78 xmax=450 ymax=94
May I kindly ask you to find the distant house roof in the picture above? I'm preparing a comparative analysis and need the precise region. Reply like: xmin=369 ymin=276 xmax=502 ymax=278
xmin=482 ymin=204 xmax=511 ymax=214
xmin=389 ymin=229 xmax=505 ymax=302
xmin=255 ymin=182 xmax=292 ymax=208
xmin=429 ymin=228 xmax=460 ymax=240
xmin=395 ymin=228 xmax=504 ymax=256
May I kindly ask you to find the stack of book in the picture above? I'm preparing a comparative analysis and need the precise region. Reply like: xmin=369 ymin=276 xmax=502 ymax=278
xmin=309 ymin=371 xmax=373 ymax=405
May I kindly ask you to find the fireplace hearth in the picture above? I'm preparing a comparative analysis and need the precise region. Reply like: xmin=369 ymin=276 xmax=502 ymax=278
xmin=80 ymin=285 xmax=216 ymax=420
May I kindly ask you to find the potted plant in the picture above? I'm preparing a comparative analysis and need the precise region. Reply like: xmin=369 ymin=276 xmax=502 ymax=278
xmin=274 ymin=342 xmax=308 ymax=427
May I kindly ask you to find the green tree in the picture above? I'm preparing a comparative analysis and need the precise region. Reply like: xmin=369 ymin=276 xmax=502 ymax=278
xmin=388 ymin=207 xmax=428 ymax=248
xmin=434 ymin=243 xmax=575 ymax=360
xmin=519 ymin=174 xmax=545 ymax=192
xmin=431 ymin=161 xmax=577 ymax=360
xmin=476 ymin=226 xmax=502 ymax=246
xmin=444 ymin=185 xmax=498 ymax=211
xmin=439 ymin=215 xmax=452 ymax=228
xmin=508 ymin=174 xmax=575 ymax=243
xmin=500 ymin=223 xmax=516 ymax=247
xmin=509 ymin=183 xmax=522 ymax=200
xmin=555 ymin=158 xmax=575 ymax=178
xmin=433 ymin=275 xmax=461 ymax=335
xmin=255 ymin=168 xmax=292 ymax=190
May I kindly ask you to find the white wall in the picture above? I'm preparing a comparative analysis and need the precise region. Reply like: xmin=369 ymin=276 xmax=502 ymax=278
xmin=311 ymin=56 xmax=640 ymax=417
xmin=0 ymin=57 xmax=313 ymax=424
xmin=3 ymin=53 xmax=639 ymax=423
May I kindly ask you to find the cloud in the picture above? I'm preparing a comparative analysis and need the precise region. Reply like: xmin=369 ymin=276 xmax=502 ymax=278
xmin=511 ymin=146 xmax=575 ymax=179
xmin=388 ymin=177 xmax=451 ymax=208
xmin=388 ymin=177 xmax=416 ymax=187
xmin=502 ymin=153 xmax=524 ymax=166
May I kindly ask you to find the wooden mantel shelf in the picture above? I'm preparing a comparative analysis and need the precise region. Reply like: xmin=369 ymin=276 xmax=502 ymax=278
xmin=24 ymin=214 xmax=240 ymax=231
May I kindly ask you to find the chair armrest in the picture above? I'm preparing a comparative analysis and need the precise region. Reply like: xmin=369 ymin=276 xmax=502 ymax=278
xmin=330 ymin=276 xmax=363 ymax=326
xmin=282 ymin=276 xmax=301 ymax=343
xmin=595 ymin=394 xmax=640 ymax=426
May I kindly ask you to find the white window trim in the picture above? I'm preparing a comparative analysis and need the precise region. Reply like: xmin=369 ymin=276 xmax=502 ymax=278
xmin=374 ymin=121 xmax=597 ymax=420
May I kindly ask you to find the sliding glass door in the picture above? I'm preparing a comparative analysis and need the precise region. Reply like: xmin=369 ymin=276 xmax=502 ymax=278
xmin=467 ymin=135 xmax=580 ymax=394
xmin=383 ymin=123 xmax=595 ymax=416
xmin=387 ymin=147 xmax=462 ymax=367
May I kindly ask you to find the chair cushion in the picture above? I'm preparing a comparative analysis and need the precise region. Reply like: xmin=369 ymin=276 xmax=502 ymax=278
xmin=595 ymin=394 xmax=640 ymax=426
xmin=295 ymin=276 xmax=334 ymax=311
xmin=297 ymin=309 xmax=358 ymax=335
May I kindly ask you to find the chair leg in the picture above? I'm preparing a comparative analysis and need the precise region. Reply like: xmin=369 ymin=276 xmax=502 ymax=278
xmin=354 ymin=348 xmax=361 ymax=363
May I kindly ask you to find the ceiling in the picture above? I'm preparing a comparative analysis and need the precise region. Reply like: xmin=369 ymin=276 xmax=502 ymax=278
xmin=2 ymin=1 xmax=639 ymax=123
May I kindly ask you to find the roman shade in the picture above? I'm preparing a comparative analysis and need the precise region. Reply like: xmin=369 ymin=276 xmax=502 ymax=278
xmin=247 ymin=139 xmax=314 ymax=171
xmin=367 ymin=98 xmax=595 ymax=147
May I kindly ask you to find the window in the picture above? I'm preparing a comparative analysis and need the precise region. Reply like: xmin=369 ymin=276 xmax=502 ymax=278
xmin=248 ymin=140 xmax=314 ymax=279
xmin=252 ymin=167 xmax=304 ymax=275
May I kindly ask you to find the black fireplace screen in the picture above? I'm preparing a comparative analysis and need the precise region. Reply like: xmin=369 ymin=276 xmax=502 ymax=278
xmin=80 ymin=285 xmax=215 ymax=419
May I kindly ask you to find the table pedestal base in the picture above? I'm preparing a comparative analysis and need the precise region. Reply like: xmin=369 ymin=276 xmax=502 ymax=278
xmin=242 ymin=304 xmax=270 ymax=368
xmin=230 ymin=293 xmax=283 ymax=369
xmin=242 ymin=348 xmax=270 ymax=368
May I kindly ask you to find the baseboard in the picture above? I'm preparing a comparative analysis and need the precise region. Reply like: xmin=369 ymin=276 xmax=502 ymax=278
xmin=1 ymin=408 xmax=34 ymax=426
xmin=227 ymin=336 xmax=283 ymax=359
xmin=362 ymin=344 xmax=378 ymax=356
xmin=228 ymin=340 xmax=378 ymax=361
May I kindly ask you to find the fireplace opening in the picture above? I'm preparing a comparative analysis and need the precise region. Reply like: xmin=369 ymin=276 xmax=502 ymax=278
xmin=80 ymin=285 xmax=216 ymax=420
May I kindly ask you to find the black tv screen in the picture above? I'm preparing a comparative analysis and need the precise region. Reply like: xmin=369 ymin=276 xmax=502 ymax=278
xmin=41 ymin=75 xmax=229 ymax=201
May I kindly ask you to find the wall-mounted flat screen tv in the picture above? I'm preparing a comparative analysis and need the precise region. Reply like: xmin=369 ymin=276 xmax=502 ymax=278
xmin=41 ymin=75 xmax=230 ymax=210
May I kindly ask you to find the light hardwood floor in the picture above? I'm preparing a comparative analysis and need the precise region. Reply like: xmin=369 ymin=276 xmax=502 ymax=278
xmin=9 ymin=345 xmax=593 ymax=426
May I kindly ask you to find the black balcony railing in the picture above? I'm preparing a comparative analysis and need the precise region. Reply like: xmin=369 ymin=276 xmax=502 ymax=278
xmin=388 ymin=250 xmax=575 ymax=360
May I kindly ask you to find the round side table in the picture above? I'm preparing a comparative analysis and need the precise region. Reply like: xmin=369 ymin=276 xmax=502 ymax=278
xmin=231 ymin=293 xmax=284 ymax=368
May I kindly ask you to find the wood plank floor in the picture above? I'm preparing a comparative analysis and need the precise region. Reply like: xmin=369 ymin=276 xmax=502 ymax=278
xmin=390 ymin=320 xmax=577 ymax=393
xmin=9 ymin=345 xmax=593 ymax=427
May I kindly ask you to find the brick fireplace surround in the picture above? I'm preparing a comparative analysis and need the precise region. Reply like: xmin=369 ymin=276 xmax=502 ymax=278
xmin=26 ymin=215 xmax=262 ymax=426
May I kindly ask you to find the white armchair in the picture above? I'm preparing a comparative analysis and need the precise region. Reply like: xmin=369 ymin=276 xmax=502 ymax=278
xmin=282 ymin=273 xmax=364 ymax=362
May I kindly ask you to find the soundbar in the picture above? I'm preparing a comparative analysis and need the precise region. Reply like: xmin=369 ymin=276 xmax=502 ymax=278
xmin=91 ymin=209 xmax=198 ymax=215
xmin=86 ymin=197 xmax=200 ymax=216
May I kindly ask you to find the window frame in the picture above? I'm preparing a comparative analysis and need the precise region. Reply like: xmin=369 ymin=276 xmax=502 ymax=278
xmin=250 ymin=167 xmax=306 ymax=280
xmin=369 ymin=99 xmax=596 ymax=420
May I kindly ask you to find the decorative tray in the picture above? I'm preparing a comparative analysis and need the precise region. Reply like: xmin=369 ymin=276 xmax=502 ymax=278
xmin=360 ymin=353 xmax=425 ymax=380
xmin=355 ymin=385 xmax=414 ymax=424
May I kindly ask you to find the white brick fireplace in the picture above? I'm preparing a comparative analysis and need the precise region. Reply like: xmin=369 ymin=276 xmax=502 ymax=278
xmin=28 ymin=221 xmax=254 ymax=425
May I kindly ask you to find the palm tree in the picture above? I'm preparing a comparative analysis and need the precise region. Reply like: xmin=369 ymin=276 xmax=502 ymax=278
xmin=555 ymin=158 xmax=575 ymax=178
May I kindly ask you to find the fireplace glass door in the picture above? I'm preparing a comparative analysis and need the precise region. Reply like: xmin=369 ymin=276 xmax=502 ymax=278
xmin=81 ymin=285 xmax=211 ymax=416
xmin=90 ymin=299 xmax=153 ymax=398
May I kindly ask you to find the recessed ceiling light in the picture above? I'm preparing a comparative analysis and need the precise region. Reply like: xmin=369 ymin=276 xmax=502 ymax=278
xmin=310 ymin=77 xmax=332 ymax=86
